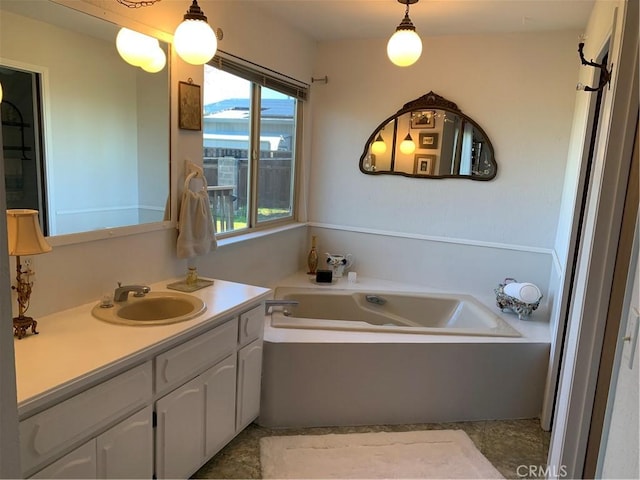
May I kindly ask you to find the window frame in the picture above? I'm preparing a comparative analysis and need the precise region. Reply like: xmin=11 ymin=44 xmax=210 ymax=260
xmin=205 ymin=51 xmax=307 ymax=238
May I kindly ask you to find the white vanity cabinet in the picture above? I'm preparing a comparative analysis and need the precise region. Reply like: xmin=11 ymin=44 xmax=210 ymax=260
xmin=31 ymin=406 xmax=153 ymax=479
xmin=154 ymin=321 xmax=239 ymax=479
xmin=23 ymin=363 xmax=153 ymax=478
xmin=155 ymin=304 xmax=265 ymax=479
xmin=20 ymin=300 xmax=266 ymax=480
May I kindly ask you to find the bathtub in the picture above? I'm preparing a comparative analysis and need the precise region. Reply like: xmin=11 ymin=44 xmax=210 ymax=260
xmin=269 ymin=287 xmax=521 ymax=337
xmin=259 ymin=282 xmax=551 ymax=429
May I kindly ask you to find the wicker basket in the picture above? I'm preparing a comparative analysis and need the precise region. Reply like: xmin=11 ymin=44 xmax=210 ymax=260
xmin=494 ymin=278 xmax=542 ymax=320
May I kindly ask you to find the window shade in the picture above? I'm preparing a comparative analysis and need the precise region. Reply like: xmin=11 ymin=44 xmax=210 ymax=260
xmin=210 ymin=50 xmax=308 ymax=101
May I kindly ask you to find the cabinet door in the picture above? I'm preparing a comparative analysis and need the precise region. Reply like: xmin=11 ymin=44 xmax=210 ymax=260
xmin=30 ymin=440 xmax=96 ymax=479
xmin=236 ymin=339 xmax=263 ymax=430
xmin=203 ymin=353 xmax=237 ymax=458
xmin=96 ymin=406 xmax=153 ymax=479
xmin=155 ymin=376 xmax=204 ymax=479
xmin=239 ymin=305 xmax=264 ymax=347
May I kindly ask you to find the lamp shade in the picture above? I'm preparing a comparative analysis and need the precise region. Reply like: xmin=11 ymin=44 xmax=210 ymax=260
xmin=399 ymin=134 xmax=416 ymax=154
xmin=371 ymin=134 xmax=387 ymax=155
xmin=6 ymin=209 xmax=52 ymax=256
xmin=387 ymin=29 xmax=422 ymax=67
xmin=116 ymin=28 xmax=159 ymax=67
xmin=174 ymin=1 xmax=217 ymax=65
xmin=141 ymin=46 xmax=167 ymax=73
xmin=174 ymin=19 xmax=217 ymax=65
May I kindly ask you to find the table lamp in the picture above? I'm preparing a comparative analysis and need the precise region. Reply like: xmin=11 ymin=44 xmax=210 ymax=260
xmin=6 ymin=209 xmax=52 ymax=339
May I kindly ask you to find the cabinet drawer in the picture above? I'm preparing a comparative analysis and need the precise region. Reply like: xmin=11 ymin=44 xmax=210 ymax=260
xmin=238 ymin=305 xmax=264 ymax=347
xmin=155 ymin=319 xmax=237 ymax=395
xmin=21 ymin=362 xmax=152 ymax=475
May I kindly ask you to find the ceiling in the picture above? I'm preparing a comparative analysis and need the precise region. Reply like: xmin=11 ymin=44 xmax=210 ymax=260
xmin=246 ymin=0 xmax=595 ymax=41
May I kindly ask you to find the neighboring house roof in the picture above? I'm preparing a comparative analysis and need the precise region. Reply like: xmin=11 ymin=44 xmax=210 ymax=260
xmin=204 ymin=98 xmax=293 ymax=118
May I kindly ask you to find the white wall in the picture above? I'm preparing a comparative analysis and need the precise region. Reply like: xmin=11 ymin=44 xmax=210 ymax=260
xmin=310 ymin=32 xmax=578 ymax=247
xmin=307 ymin=31 xmax=579 ymax=298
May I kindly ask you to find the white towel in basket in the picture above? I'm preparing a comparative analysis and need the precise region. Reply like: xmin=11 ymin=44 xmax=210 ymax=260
xmin=176 ymin=163 xmax=217 ymax=259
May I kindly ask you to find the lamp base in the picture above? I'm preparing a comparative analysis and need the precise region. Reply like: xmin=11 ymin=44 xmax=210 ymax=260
xmin=13 ymin=316 xmax=38 ymax=340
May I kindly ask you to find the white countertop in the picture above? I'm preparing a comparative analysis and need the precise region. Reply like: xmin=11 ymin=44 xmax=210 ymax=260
xmin=264 ymin=272 xmax=551 ymax=344
xmin=14 ymin=278 xmax=271 ymax=418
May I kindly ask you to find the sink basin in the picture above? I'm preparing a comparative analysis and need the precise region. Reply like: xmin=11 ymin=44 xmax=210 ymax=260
xmin=92 ymin=291 xmax=206 ymax=326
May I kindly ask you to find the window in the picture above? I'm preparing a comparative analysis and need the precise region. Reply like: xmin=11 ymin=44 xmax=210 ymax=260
xmin=203 ymin=55 xmax=306 ymax=235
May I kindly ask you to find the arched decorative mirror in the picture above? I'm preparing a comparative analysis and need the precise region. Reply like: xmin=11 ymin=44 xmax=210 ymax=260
xmin=360 ymin=91 xmax=497 ymax=180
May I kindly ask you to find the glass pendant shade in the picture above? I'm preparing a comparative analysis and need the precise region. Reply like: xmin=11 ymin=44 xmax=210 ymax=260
xmin=399 ymin=134 xmax=416 ymax=155
xmin=387 ymin=28 xmax=422 ymax=67
xmin=174 ymin=19 xmax=217 ymax=65
xmin=0 ymin=82 xmax=3 ymax=103
xmin=371 ymin=134 xmax=387 ymax=155
xmin=141 ymin=47 xmax=167 ymax=73
xmin=116 ymin=28 xmax=158 ymax=67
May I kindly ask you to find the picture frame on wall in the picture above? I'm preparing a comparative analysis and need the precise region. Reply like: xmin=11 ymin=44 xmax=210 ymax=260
xmin=414 ymin=154 xmax=436 ymax=175
xmin=410 ymin=110 xmax=436 ymax=129
xmin=178 ymin=80 xmax=202 ymax=131
xmin=419 ymin=132 xmax=439 ymax=149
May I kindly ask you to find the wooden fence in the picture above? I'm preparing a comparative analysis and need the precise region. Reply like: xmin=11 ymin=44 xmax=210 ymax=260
xmin=203 ymin=155 xmax=292 ymax=210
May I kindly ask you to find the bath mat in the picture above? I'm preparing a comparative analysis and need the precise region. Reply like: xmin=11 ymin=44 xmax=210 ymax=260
xmin=260 ymin=430 xmax=503 ymax=479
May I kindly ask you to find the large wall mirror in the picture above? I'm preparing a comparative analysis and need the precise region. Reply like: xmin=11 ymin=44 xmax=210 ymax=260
xmin=360 ymin=92 xmax=497 ymax=180
xmin=0 ymin=0 xmax=170 ymax=238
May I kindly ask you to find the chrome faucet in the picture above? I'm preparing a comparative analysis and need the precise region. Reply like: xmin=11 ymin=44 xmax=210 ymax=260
xmin=114 ymin=283 xmax=151 ymax=302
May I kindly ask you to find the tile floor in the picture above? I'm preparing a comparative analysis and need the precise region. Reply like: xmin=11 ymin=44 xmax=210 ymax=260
xmin=192 ymin=418 xmax=551 ymax=479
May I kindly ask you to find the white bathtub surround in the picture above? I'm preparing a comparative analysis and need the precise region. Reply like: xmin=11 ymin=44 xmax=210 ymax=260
xmin=259 ymin=273 xmax=550 ymax=428
xmin=307 ymin=225 xmax=554 ymax=302
xmin=272 ymin=287 xmax=522 ymax=337
xmin=267 ymin=272 xmax=550 ymax=343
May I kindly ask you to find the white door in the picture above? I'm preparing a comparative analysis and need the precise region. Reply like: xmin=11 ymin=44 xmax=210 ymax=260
xmin=597 ymin=219 xmax=639 ymax=478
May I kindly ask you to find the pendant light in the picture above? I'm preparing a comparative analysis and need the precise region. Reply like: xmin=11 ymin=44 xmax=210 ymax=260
xmin=399 ymin=132 xmax=416 ymax=155
xmin=116 ymin=27 xmax=166 ymax=73
xmin=371 ymin=133 xmax=387 ymax=155
xmin=174 ymin=0 xmax=218 ymax=65
xmin=387 ymin=0 xmax=423 ymax=67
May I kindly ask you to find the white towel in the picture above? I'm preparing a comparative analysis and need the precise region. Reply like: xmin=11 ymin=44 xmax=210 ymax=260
xmin=176 ymin=164 xmax=217 ymax=259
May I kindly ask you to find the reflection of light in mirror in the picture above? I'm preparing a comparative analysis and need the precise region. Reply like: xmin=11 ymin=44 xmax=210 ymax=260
xmin=0 ymin=1 xmax=171 ymax=237
xmin=371 ymin=134 xmax=387 ymax=155
xmin=141 ymin=46 xmax=167 ymax=73
xmin=116 ymin=28 xmax=159 ymax=68
xmin=399 ymin=133 xmax=416 ymax=154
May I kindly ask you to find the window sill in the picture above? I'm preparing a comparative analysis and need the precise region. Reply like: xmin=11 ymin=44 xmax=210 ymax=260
xmin=216 ymin=222 xmax=307 ymax=248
